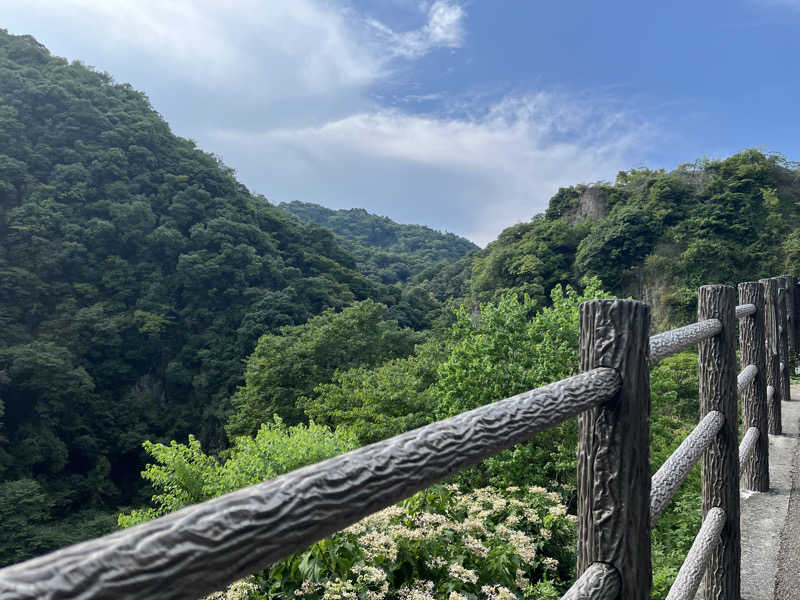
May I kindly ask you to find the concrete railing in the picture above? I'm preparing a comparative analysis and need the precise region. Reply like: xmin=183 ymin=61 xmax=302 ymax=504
xmin=1 ymin=276 xmax=799 ymax=600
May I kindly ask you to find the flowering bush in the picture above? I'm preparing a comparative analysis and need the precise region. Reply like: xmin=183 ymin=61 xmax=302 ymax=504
xmin=249 ymin=483 xmax=575 ymax=600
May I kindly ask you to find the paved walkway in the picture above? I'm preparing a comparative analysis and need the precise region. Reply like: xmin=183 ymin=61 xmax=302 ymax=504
xmin=740 ymin=387 xmax=800 ymax=600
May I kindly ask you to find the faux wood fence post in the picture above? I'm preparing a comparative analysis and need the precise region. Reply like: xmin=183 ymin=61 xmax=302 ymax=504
xmin=698 ymin=285 xmax=740 ymax=600
xmin=578 ymin=299 xmax=651 ymax=599
xmin=761 ymin=277 xmax=782 ymax=434
xmin=780 ymin=275 xmax=796 ymax=377
xmin=738 ymin=282 xmax=769 ymax=491
xmin=794 ymin=280 xmax=800 ymax=356
xmin=777 ymin=282 xmax=792 ymax=405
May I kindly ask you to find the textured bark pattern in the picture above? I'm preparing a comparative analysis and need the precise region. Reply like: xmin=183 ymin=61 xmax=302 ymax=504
xmin=794 ymin=282 xmax=800 ymax=355
xmin=736 ymin=364 xmax=757 ymax=395
xmin=777 ymin=285 xmax=792 ymax=409
xmin=649 ymin=319 xmax=722 ymax=365
xmin=698 ymin=285 xmax=740 ymax=600
xmin=735 ymin=303 xmax=756 ymax=319
xmin=760 ymin=278 xmax=782 ymax=434
xmin=561 ymin=562 xmax=620 ymax=600
xmin=650 ymin=411 xmax=724 ymax=525
xmin=737 ymin=282 xmax=769 ymax=492
xmin=665 ymin=508 xmax=726 ymax=600
xmin=0 ymin=368 xmax=621 ymax=600
xmin=738 ymin=427 xmax=759 ymax=473
xmin=578 ymin=300 xmax=651 ymax=599
xmin=780 ymin=275 xmax=796 ymax=371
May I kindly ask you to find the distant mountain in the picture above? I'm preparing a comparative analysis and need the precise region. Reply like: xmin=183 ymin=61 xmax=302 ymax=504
xmin=279 ymin=201 xmax=479 ymax=286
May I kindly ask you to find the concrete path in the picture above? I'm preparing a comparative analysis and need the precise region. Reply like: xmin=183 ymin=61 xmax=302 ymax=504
xmin=740 ymin=388 xmax=800 ymax=600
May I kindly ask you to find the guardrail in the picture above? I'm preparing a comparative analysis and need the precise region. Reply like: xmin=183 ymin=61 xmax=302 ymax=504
xmin=1 ymin=275 xmax=799 ymax=600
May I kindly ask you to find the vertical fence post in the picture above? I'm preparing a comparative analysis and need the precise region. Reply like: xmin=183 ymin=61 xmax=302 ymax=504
xmin=794 ymin=280 xmax=800 ymax=357
xmin=780 ymin=275 xmax=797 ymax=378
xmin=777 ymin=282 xmax=792 ymax=405
xmin=761 ymin=278 xmax=782 ymax=434
xmin=577 ymin=299 xmax=651 ymax=599
xmin=698 ymin=285 xmax=740 ymax=600
xmin=738 ymin=282 xmax=769 ymax=491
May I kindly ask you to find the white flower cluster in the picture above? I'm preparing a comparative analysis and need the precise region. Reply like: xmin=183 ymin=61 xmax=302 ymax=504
xmin=282 ymin=482 xmax=576 ymax=600
xmin=360 ymin=531 xmax=399 ymax=563
xmin=398 ymin=579 xmax=435 ymax=600
xmin=542 ymin=557 xmax=559 ymax=571
xmin=321 ymin=578 xmax=358 ymax=600
xmin=203 ymin=578 xmax=259 ymax=600
xmin=294 ymin=579 xmax=319 ymax=597
xmin=480 ymin=584 xmax=516 ymax=600
xmin=447 ymin=564 xmax=478 ymax=584
xmin=496 ymin=526 xmax=537 ymax=565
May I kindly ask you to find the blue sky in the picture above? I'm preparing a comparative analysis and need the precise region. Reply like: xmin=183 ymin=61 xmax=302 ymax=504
xmin=3 ymin=0 xmax=800 ymax=245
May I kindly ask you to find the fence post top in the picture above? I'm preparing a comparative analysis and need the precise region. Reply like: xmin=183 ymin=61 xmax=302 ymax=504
xmin=738 ymin=282 xmax=765 ymax=302
xmin=699 ymin=284 xmax=736 ymax=291
xmin=579 ymin=298 xmax=647 ymax=305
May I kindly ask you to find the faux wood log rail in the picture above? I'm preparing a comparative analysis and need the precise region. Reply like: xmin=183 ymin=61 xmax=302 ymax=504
xmin=0 ymin=368 xmax=621 ymax=600
xmin=739 ymin=427 xmax=760 ymax=472
xmin=737 ymin=364 xmax=758 ymax=395
xmin=0 ymin=278 xmax=797 ymax=600
xmin=665 ymin=508 xmax=727 ymax=600
xmin=561 ymin=563 xmax=620 ymax=600
xmin=650 ymin=410 xmax=724 ymax=525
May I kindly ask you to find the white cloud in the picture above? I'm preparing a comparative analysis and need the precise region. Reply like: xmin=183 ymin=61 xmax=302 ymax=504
xmin=3 ymin=0 xmax=651 ymax=246
xmin=208 ymin=93 xmax=651 ymax=246
xmin=3 ymin=0 xmax=463 ymax=102
xmin=367 ymin=0 xmax=465 ymax=58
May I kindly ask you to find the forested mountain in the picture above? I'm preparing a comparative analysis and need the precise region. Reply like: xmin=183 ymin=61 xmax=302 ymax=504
xmin=5 ymin=25 xmax=800 ymax=599
xmin=279 ymin=201 xmax=478 ymax=286
xmin=0 ymin=30 xmax=429 ymax=563
xmin=458 ymin=151 xmax=800 ymax=330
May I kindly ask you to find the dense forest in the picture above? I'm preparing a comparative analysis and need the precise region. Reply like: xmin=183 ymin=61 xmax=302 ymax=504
xmin=279 ymin=201 xmax=478 ymax=286
xmin=3 ymin=28 xmax=800 ymax=600
xmin=466 ymin=153 xmax=800 ymax=329
xmin=0 ymin=30 xmax=463 ymax=564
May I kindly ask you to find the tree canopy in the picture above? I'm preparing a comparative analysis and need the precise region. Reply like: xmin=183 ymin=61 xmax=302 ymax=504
xmin=0 ymin=30 xmax=459 ymax=564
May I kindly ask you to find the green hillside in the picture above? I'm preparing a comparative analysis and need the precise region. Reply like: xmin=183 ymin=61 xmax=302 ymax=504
xmin=0 ymin=30 xmax=416 ymax=563
xmin=279 ymin=201 xmax=479 ymax=286
xmin=4 ymin=26 xmax=800 ymax=600
xmin=463 ymin=151 xmax=800 ymax=329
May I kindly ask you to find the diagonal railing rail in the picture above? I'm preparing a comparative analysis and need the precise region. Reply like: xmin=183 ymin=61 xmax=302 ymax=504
xmin=0 ymin=275 xmax=798 ymax=600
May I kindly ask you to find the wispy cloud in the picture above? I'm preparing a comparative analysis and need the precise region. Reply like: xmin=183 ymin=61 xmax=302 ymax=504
xmin=210 ymin=92 xmax=651 ymax=245
xmin=367 ymin=0 xmax=465 ymax=59
xmin=3 ymin=0 xmax=465 ymax=128
xmin=3 ymin=0 xmax=652 ymax=245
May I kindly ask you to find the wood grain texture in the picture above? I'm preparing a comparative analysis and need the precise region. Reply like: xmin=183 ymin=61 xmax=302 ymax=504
xmin=578 ymin=299 xmax=651 ymax=599
xmin=760 ymin=278 xmax=782 ymax=434
xmin=780 ymin=275 xmax=796 ymax=371
xmin=777 ymin=283 xmax=792 ymax=408
xmin=561 ymin=562 xmax=620 ymax=600
xmin=794 ymin=282 xmax=800 ymax=355
xmin=0 ymin=368 xmax=621 ymax=600
xmin=737 ymin=282 xmax=769 ymax=492
xmin=698 ymin=285 xmax=740 ymax=600
xmin=649 ymin=319 xmax=722 ymax=365
xmin=650 ymin=411 xmax=724 ymax=525
xmin=665 ymin=508 xmax=726 ymax=600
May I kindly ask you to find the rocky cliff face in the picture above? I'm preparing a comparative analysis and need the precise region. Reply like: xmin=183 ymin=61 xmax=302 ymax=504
xmin=569 ymin=186 xmax=608 ymax=224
